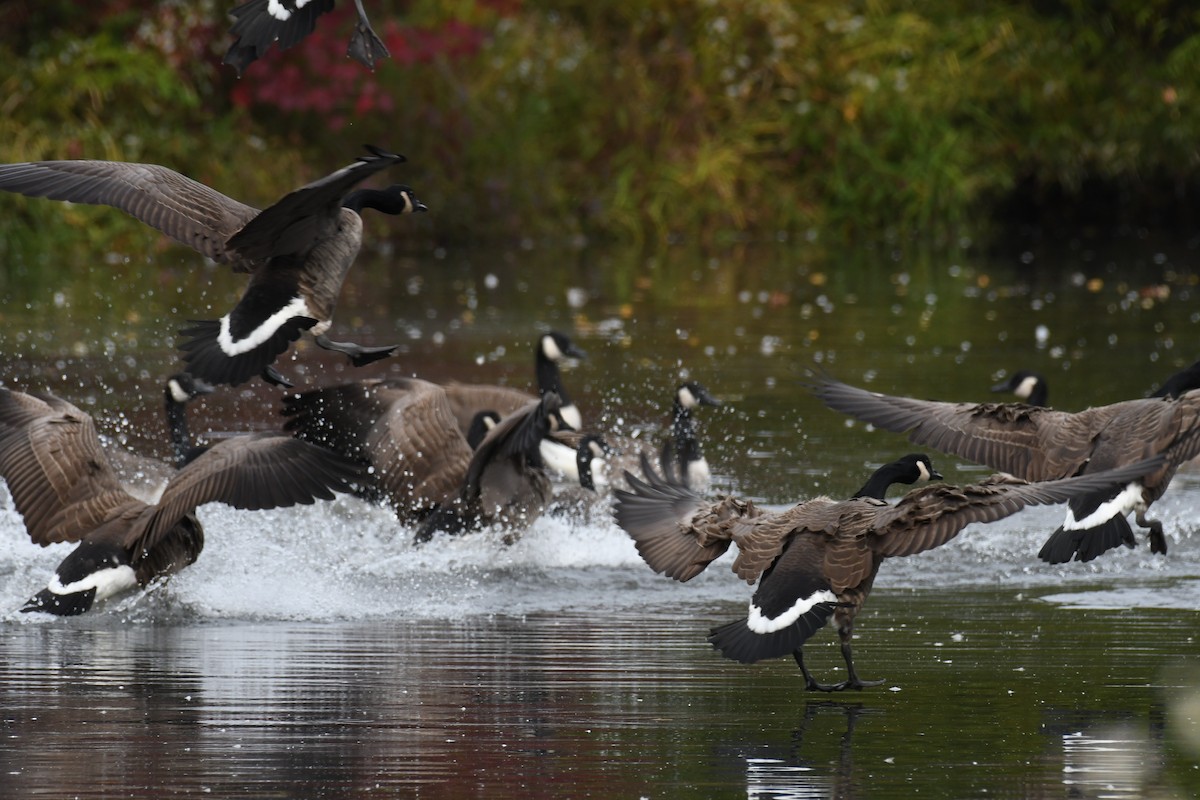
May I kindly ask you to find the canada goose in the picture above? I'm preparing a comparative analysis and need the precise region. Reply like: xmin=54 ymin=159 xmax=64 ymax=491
xmin=0 ymin=146 xmax=426 ymax=388
xmin=808 ymin=371 xmax=1200 ymax=563
xmin=412 ymin=390 xmax=564 ymax=543
xmin=0 ymin=387 xmax=362 ymax=615
xmin=990 ymin=370 xmax=1048 ymax=407
xmin=442 ymin=331 xmax=587 ymax=435
xmin=660 ymin=381 xmax=722 ymax=491
xmin=612 ymin=454 xmax=1163 ymax=691
xmin=281 ymin=379 xmax=588 ymax=543
xmin=224 ymin=0 xmax=388 ymax=75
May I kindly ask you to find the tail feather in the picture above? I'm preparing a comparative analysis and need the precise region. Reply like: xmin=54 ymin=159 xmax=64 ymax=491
xmin=707 ymin=602 xmax=836 ymax=664
xmin=1038 ymin=514 xmax=1137 ymax=563
xmin=178 ymin=317 xmax=311 ymax=388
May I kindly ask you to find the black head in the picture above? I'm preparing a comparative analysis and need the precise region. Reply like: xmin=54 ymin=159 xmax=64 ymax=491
xmin=990 ymin=370 xmax=1047 ymax=406
xmin=466 ymin=410 xmax=501 ymax=449
xmin=676 ymin=381 xmax=721 ymax=410
xmin=852 ymin=454 xmax=943 ymax=500
xmin=165 ymin=372 xmax=215 ymax=405
xmin=343 ymin=184 xmax=427 ymax=215
xmin=893 ymin=453 xmax=943 ymax=484
xmin=541 ymin=331 xmax=586 ymax=362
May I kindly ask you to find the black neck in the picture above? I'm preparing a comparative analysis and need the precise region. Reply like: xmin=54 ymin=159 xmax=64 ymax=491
xmin=576 ymin=446 xmax=595 ymax=491
xmin=164 ymin=392 xmax=191 ymax=468
xmin=342 ymin=187 xmax=407 ymax=215
xmin=667 ymin=409 xmax=704 ymax=471
xmin=536 ymin=352 xmax=571 ymax=405
xmin=852 ymin=462 xmax=917 ymax=500
xmin=1027 ymin=383 xmax=1049 ymax=407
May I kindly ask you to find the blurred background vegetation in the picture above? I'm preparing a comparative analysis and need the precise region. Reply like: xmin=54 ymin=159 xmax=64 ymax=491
xmin=0 ymin=0 xmax=1198 ymax=266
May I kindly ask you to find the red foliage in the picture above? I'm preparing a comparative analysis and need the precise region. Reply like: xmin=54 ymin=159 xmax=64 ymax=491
xmin=228 ymin=6 xmax=497 ymax=130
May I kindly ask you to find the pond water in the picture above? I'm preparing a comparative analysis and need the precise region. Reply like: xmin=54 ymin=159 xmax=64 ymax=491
xmin=1 ymin=237 xmax=1199 ymax=797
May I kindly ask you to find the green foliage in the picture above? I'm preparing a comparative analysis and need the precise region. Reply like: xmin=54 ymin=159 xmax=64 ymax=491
xmin=256 ymin=0 xmax=1199 ymax=244
xmin=2 ymin=0 xmax=1200 ymax=255
xmin=0 ymin=5 xmax=307 ymax=287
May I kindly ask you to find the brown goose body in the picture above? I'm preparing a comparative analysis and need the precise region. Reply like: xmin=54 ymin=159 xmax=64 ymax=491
xmin=442 ymin=383 xmax=535 ymax=435
xmin=0 ymin=147 xmax=425 ymax=388
xmin=809 ymin=373 xmax=1200 ymax=563
xmin=612 ymin=455 xmax=1164 ymax=691
xmin=0 ymin=388 xmax=362 ymax=615
xmin=282 ymin=379 xmax=567 ymax=543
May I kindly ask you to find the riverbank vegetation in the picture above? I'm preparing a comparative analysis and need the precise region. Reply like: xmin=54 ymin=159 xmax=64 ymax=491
xmin=1 ymin=0 xmax=1198 ymax=267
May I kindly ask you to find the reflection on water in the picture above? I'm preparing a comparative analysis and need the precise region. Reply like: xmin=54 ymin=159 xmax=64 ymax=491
xmin=1 ymin=242 xmax=1200 ymax=796
xmin=2 ymin=598 xmax=1196 ymax=798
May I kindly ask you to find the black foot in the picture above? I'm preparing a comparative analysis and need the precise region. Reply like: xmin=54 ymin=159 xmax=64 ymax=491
xmin=1148 ymin=523 xmax=1168 ymax=555
xmin=261 ymin=365 xmax=294 ymax=388
xmin=314 ymin=334 xmax=399 ymax=367
xmin=348 ymin=25 xmax=390 ymax=69
xmin=804 ymin=676 xmax=886 ymax=693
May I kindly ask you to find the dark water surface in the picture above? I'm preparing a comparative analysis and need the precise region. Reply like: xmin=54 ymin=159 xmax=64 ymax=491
xmin=2 ymin=240 xmax=1200 ymax=797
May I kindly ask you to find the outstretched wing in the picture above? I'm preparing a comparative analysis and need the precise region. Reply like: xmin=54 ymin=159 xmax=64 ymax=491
xmin=869 ymin=456 xmax=1167 ymax=557
xmin=807 ymin=372 xmax=1096 ymax=480
xmin=0 ymin=160 xmax=258 ymax=263
xmin=612 ymin=456 xmax=764 ymax=582
xmin=0 ymin=388 xmax=136 ymax=545
xmin=225 ymin=146 xmax=405 ymax=261
xmin=135 ymin=433 xmax=364 ymax=555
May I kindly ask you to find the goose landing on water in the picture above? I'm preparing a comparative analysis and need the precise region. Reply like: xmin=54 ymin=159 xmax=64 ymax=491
xmin=224 ymin=0 xmax=389 ymax=75
xmin=281 ymin=379 xmax=601 ymax=545
xmin=0 ymin=146 xmax=425 ymax=389
xmin=0 ymin=387 xmax=362 ymax=615
xmin=809 ymin=371 xmax=1200 ymax=563
xmin=612 ymin=454 xmax=1163 ymax=691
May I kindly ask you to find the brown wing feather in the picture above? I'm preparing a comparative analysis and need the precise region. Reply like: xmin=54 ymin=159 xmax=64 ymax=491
xmin=225 ymin=148 xmax=403 ymax=261
xmin=0 ymin=161 xmax=259 ymax=265
xmin=809 ymin=375 xmax=1111 ymax=480
xmin=135 ymin=433 xmax=362 ymax=554
xmin=0 ymin=389 xmax=137 ymax=545
xmin=612 ymin=463 xmax=744 ymax=582
xmin=441 ymin=383 xmax=536 ymax=436
xmin=369 ymin=380 xmax=473 ymax=517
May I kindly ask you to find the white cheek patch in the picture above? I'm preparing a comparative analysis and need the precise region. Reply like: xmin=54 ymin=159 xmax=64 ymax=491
xmin=217 ymin=296 xmax=311 ymax=356
xmin=678 ymin=386 xmax=698 ymax=409
xmin=167 ymin=379 xmax=190 ymax=404
xmin=747 ymin=589 xmax=838 ymax=634
xmin=50 ymin=565 xmax=138 ymax=604
xmin=916 ymin=460 xmax=931 ymax=482
xmin=589 ymin=458 xmax=608 ymax=487
xmin=1015 ymin=375 xmax=1039 ymax=400
xmin=559 ymin=403 xmax=582 ymax=431
xmin=541 ymin=335 xmax=563 ymax=362
xmin=1063 ymin=482 xmax=1144 ymax=530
